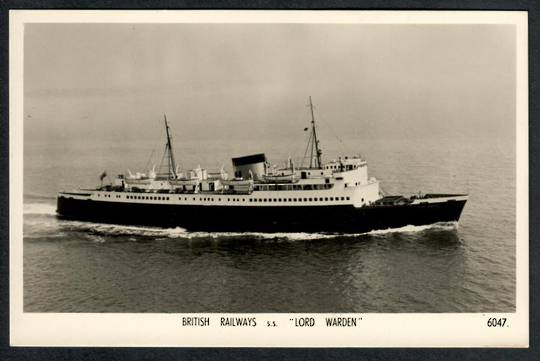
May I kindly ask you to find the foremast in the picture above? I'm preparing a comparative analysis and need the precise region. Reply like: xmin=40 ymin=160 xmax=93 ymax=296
xmin=164 ymin=115 xmax=178 ymax=179
xmin=308 ymin=96 xmax=323 ymax=169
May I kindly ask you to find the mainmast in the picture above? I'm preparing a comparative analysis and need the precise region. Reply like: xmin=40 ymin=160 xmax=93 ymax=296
xmin=308 ymin=96 xmax=323 ymax=168
xmin=164 ymin=114 xmax=178 ymax=179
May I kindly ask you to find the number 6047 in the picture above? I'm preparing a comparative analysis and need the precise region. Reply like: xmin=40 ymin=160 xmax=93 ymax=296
xmin=487 ymin=318 xmax=507 ymax=327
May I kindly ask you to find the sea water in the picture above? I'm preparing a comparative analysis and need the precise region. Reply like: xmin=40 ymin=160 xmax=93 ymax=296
xmin=22 ymin=136 xmax=516 ymax=312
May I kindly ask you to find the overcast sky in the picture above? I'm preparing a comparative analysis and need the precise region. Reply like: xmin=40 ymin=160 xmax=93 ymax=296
xmin=24 ymin=23 xmax=516 ymax=144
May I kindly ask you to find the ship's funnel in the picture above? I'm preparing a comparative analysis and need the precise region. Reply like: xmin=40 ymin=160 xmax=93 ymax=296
xmin=231 ymin=153 xmax=266 ymax=180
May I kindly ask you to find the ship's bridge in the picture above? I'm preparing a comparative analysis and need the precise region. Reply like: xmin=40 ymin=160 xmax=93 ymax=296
xmin=323 ymin=156 xmax=370 ymax=187
xmin=324 ymin=156 xmax=366 ymax=172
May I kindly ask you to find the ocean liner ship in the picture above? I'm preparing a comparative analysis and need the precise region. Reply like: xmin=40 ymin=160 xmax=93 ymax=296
xmin=57 ymin=98 xmax=468 ymax=233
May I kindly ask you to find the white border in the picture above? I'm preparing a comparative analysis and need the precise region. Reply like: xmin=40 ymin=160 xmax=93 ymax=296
xmin=9 ymin=10 xmax=529 ymax=347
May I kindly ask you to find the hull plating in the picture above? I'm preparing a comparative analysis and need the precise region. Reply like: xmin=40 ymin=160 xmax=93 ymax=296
xmin=57 ymin=196 xmax=466 ymax=233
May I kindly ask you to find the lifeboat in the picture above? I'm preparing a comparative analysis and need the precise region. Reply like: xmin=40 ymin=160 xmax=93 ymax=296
xmin=221 ymin=178 xmax=254 ymax=193
xmin=263 ymin=172 xmax=297 ymax=183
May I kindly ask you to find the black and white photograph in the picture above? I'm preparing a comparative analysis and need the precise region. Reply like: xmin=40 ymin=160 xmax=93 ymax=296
xmin=9 ymin=10 xmax=528 ymax=347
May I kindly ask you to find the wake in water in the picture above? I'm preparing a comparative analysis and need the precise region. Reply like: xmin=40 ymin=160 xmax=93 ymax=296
xmin=61 ymin=221 xmax=457 ymax=240
xmin=23 ymin=202 xmax=57 ymax=215
xmin=23 ymin=202 xmax=458 ymax=241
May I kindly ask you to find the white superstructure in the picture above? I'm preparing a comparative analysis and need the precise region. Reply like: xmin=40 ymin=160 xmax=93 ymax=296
xmin=106 ymin=97 xmax=381 ymax=209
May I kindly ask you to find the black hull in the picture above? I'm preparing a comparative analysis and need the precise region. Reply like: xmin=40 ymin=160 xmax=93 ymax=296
xmin=56 ymin=197 xmax=467 ymax=233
